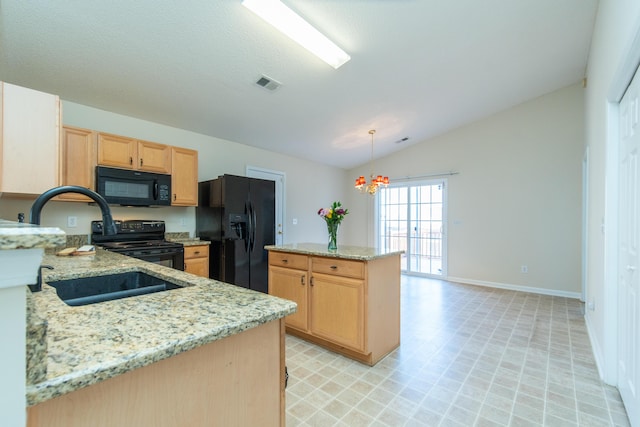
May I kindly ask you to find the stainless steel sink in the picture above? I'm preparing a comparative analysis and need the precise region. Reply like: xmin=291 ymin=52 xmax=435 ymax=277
xmin=47 ymin=271 xmax=182 ymax=306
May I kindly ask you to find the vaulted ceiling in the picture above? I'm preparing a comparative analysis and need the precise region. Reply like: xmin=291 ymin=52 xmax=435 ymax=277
xmin=0 ymin=0 xmax=598 ymax=169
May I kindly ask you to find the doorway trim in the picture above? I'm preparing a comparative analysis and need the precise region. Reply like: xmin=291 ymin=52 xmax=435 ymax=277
xmin=582 ymin=147 xmax=589 ymax=303
xmin=602 ymin=14 xmax=640 ymax=385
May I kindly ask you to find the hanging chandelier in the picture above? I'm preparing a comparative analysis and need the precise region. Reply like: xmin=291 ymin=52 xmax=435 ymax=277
xmin=355 ymin=129 xmax=389 ymax=195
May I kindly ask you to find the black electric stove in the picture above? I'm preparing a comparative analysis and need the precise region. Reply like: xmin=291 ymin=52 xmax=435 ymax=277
xmin=91 ymin=220 xmax=184 ymax=270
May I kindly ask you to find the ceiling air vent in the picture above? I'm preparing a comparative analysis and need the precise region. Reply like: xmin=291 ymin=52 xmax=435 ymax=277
xmin=255 ymin=75 xmax=282 ymax=91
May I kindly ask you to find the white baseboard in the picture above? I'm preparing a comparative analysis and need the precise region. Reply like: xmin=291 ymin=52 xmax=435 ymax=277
xmin=446 ymin=276 xmax=582 ymax=299
xmin=584 ymin=310 xmax=607 ymax=382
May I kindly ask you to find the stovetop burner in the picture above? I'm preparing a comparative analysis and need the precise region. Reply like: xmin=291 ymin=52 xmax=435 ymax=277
xmin=98 ymin=240 xmax=182 ymax=250
xmin=91 ymin=219 xmax=180 ymax=249
xmin=91 ymin=220 xmax=185 ymax=271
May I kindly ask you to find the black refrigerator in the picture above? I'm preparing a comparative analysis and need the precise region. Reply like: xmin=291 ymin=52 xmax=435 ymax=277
xmin=196 ymin=174 xmax=275 ymax=293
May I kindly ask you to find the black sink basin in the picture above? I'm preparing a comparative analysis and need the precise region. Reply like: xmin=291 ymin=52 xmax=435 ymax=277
xmin=47 ymin=271 xmax=182 ymax=306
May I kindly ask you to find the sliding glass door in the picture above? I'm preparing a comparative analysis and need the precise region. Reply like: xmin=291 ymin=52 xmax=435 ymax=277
xmin=378 ymin=180 xmax=447 ymax=277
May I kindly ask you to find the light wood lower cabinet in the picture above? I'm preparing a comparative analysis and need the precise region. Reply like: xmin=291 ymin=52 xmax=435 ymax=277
xmin=268 ymin=251 xmax=400 ymax=365
xmin=269 ymin=266 xmax=308 ymax=331
xmin=183 ymin=244 xmax=209 ymax=278
xmin=310 ymin=272 xmax=365 ymax=352
xmin=27 ymin=319 xmax=285 ymax=427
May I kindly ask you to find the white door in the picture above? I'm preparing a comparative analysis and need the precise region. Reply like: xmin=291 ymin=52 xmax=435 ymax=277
xmin=246 ymin=166 xmax=285 ymax=245
xmin=618 ymin=64 xmax=640 ymax=427
xmin=378 ymin=180 xmax=447 ymax=277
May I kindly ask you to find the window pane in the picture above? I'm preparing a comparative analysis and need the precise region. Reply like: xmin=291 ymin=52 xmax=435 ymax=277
xmin=378 ymin=182 xmax=445 ymax=277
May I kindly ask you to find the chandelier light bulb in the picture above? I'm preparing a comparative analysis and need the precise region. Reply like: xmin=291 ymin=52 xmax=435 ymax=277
xmin=354 ymin=130 xmax=389 ymax=195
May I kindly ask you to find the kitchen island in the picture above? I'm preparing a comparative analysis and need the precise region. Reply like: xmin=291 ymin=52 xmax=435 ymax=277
xmin=0 ymin=219 xmax=66 ymax=427
xmin=265 ymin=243 xmax=403 ymax=366
xmin=25 ymin=248 xmax=296 ymax=427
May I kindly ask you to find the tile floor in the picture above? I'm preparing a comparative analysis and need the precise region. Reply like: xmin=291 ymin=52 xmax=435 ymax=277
xmin=284 ymin=276 xmax=631 ymax=426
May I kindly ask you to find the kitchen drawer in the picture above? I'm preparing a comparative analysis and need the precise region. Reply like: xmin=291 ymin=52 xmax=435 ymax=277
xmin=269 ymin=252 xmax=308 ymax=270
xmin=184 ymin=245 xmax=209 ymax=259
xmin=311 ymin=257 xmax=365 ymax=279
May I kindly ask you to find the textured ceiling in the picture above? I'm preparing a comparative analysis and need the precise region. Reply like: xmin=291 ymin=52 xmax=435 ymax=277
xmin=0 ymin=0 xmax=598 ymax=169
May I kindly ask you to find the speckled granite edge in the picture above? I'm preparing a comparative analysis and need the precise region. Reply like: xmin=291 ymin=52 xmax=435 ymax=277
xmin=265 ymin=243 xmax=404 ymax=261
xmin=26 ymin=292 xmax=47 ymax=384
xmin=0 ymin=220 xmax=65 ymax=250
xmin=165 ymin=232 xmax=189 ymax=240
xmin=166 ymin=235 xmax=210 ymax=246
xmin=26 ymin=250 xmax=296 ymax=406
xmin=26 ymin=308 xmax=289 ymax=405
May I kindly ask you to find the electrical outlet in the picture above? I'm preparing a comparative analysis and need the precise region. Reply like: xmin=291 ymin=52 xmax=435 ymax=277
xmin=521 ymin=265 xmax=528 ymax=273
xmin=67 ymin=216 xmax=78 ymax=228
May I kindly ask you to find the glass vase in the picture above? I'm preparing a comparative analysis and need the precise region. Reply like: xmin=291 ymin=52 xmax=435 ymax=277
xmin=327 ymin=222 xmax=339 ymax=252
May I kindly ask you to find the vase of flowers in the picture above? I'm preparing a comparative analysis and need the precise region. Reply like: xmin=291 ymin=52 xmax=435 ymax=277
xmin=318 ymin=201 xmax=349 ymax=252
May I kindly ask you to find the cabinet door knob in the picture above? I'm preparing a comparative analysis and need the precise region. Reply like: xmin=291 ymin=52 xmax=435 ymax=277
xmin=310 ymin=277 xmax=314 ymax=286
xmin=129 ymin=156 xmax=133 ymax=165
xmin=330 ymin=265 xmax=338 ymax=270
xmin=173 ymin=194 xmax=177 ymax=201
xmin=194 ymin=251 xmax=200 ymax=255
xmin=300 ymin=275 xmax=305 ymax=285
xmin=282 ymin=259 xmax=288 ymax=264
xmin=140 ymin=158 xmax=143 ymax=167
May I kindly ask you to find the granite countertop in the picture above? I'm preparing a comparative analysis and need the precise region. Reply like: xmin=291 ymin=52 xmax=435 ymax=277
xmin=167 ymin=238 xmax=210 ymax=247
xmin=265 ymin=243 xmax=404 ymax=261
xmin=165 ymin=232 xmax=210 ymax=247
xmin=27 ymin=249 xmax=296 ymax=406
xmin=0 ymin=219 xmax=66 ymax=249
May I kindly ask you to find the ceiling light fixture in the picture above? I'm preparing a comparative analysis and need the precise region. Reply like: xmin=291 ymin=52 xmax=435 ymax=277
xmin=242 ymin=0 xmax=351 ymax=69
xmin=355 ymin=130 xmax=389 ymax=195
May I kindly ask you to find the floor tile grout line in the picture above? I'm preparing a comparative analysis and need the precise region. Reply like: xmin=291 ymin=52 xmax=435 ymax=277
xmin=284 ymin=277 xmax=628 ymax=427
xmin=433 ymin=287 xmax=517 ymax=427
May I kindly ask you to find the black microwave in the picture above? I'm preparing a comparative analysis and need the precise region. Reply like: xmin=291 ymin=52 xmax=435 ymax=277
xmin=96 ymin=166 xmax=171 ymax=206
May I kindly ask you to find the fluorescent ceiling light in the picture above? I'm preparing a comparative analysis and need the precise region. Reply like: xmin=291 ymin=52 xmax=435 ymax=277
xmin=242 ymin=0 xmax=351 ymax=69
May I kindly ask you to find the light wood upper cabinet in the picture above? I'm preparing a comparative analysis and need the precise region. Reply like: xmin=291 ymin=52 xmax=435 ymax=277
xmin=137 ymin=140 xmax=171 ymax=173
xmin=184 ymin=244 xmax=209 ymax=278
xmin=97 ymin=132 xmax=137 ymax=169
xmin=171 ymin=147 xmax=198 ymax=206
xmin=97 ymin=133 xmax=171 ymax=173
xmin=0 ymin=82 xmax=60 ymax=196
xmin=57 ymin=126 xmax=96 ymax=202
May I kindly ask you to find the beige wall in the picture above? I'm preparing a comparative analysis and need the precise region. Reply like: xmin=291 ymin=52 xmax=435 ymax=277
xmin=583 ymin=0 xmax=640 ymax=382
xmin=0 ymin=101 xmax=349 ymax=244
xmin=346 ymin=84 xmax=585 ymax=297
xmin=1 ymin=84 xmax=585 ymax=299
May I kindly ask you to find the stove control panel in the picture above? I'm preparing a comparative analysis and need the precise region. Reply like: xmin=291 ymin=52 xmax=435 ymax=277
xmin=92 ymin=220 xmax=166 ymax=235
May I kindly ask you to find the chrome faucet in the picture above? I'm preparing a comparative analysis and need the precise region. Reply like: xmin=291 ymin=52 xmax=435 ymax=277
xmin=29 ymin=186 xmax=118 ymax=235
